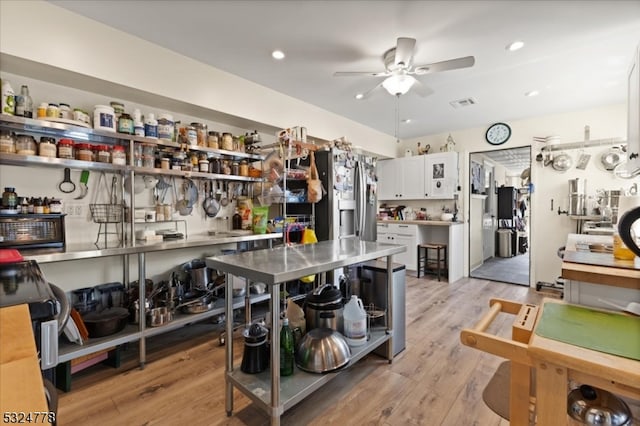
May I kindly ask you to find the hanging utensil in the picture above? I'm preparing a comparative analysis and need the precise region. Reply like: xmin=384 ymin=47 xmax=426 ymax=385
xmin=58 ymin=167 xmax=76 ymax=194
xmin=110 ymin=175 xmax=118 ymax=205
xmin=74 ymin=170 xmax=90 ymax=199
xmin=220 ymin=181 xmax=229 ymax=207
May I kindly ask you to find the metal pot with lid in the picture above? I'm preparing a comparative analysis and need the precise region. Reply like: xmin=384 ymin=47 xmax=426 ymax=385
xmin=568 ymin=385 xmax=632 ymax=426
xmin=305 ymin=284 xmax=344 ymax=333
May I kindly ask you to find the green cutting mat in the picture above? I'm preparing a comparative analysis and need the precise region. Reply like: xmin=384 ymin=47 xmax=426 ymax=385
xmin=535 ymin=303 xmax=640 ymax=361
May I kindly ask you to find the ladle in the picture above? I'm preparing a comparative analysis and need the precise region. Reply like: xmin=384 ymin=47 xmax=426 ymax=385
xmin=598 ymin=298 xmax=640 ymax=316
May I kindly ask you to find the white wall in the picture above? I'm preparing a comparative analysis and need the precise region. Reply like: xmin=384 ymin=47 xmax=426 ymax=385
xmin=401 ymin=103 xmax=631 ymax=287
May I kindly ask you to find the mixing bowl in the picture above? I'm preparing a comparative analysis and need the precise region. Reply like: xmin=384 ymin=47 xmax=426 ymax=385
xmin=295 ymin=328 xmax=351 ymax=373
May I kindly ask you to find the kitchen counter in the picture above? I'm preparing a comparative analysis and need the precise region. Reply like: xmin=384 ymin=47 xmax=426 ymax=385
xmin=377 ymin=219 xmax=462 ymax=226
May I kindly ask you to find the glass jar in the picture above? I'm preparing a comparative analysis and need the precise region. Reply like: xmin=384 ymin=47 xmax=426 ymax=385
xmin=91 ymin=144 xmax=99 ymax=162
xmin=49 ymin=198 xmax=62 ymax=214
xmin=222 ymin=160 xmax=231 ymax=175
xmin=160 ymin=158 xmax=170 ymax=170
xmin=42 ymin=197 xmax=50 ymax=215
xmin=58 ymin=138 xmax=75 ymax=159
xmin=207 ymin=131 xmax=219 ymax=149
xmin=239 ymin=160 xmax=249 ymax=177
xmin=37 ymin=103 xmax=47 ymax=119
xmin=0 ymin=130 xmax=15 ymax=153
xmin=46 ymin=103 xmax=59 ymax=118
xmin=58 ymin=103 xmax=71 ymax=120
xmin=2 ymin=187 xmax=17 ymax=209
xmin=209 ymin=158 xmax=221 ymax=174
xmin=20 ymin=198 xmax=28 ymax=214
xmin=111 ymin=145 xmax=126 ymax=165
xmin=75 ymin=143 xmax=93 ymax=161
xmin=141 ymin=143 xmax=155 ymax=156
xmin=185 ymin=125 xmax=197 ymax=145
xmin=33 ymin=197 xmax=44 ymax=214
xmin=15 ymin=134 xmax=36 ymax=155
xmin=231 ymin=161 xmax=239 ymax=175
xmin=232 ymin=136 xmax=240 ymax=152
xmin=96 ymin=145 xmax=111 ymax=163
xmin=191 ymin=122 xmax=207 ymax=146
xmin=221 ymin=133 xmax=233 ymax=151
xmin=198 ymin=159 xmax=209 ymax=172
xmin=38 ymin=137 xmax=57 ymax=158
xmin=117 ymin=113 xmax=134 ymax=134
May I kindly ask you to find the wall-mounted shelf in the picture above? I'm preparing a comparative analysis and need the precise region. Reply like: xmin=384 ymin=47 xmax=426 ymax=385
xmin=539 ymin=137 xmax=626 ymax=152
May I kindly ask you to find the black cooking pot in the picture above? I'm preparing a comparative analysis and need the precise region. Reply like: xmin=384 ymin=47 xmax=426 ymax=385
xmin=82 ymin=307 xmax=129 ymax=338
xmin=618 ymin=206 xmax=640 ymax=257
xmin=305 ymin=284 xmax=344 ymax=333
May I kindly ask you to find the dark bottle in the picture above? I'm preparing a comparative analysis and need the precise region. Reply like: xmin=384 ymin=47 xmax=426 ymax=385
xmin=280 ymin=317 xmax=294 ymax=376
xmin=2 ymin=187 xmax=17 ymax=208
xmin=232 ymin=208 xmax=242 ymax=230
xmin=15 ymin=85 xmax=33 ymax=118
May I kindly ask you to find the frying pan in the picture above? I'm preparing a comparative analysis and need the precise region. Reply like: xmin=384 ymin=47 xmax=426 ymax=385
xmin=203 ymin=181 xmax=220 ymax=217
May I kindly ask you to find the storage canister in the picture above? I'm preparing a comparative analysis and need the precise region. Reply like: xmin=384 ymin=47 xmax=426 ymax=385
xmin=96 ymin=145 xmax=111 ymax=163
xmin=2 ymin=187 xmax=17 ymax=209
xmin=93 ymin=105 xmax=116 ymax=132
xmin=38 ymin=137 xmax=57 ymax=158
xmin=110 ymin=101 xmax=124 ymax=118
xmin=58 ymin=103 xmax=71 ymax=120
xmin=75 ymin=143 xmax=93 ymax=161
xmin=15 ymin=134 xmax=36 ymax=155
xmin=37 ymin=103 xmax=47 ymax=119
xmin=191 ymin=122 xmax=207 ymax=146
xmin=198 ymin=159 xmax=209 ymax=172
xmin=49 ymin=198 xmax=62 ymax=214
xmin=239 ymin=160 xmax=249 ymax=177
xmin=0 ymin=130 xmax=15 ymax=153
xmin=46 ymin=103 xmax=59 ymax=119
xmin=207 ymin=131 xmax=219 ymax=149
xmin=221 ymin=132 xmax=233 ymax=151
xmin=144 ymin=113 xmax=158 ymax=139
xmin=157 ymin=113 xmax=174 ymax=140
xmin=185 ymin=125 xmax=197 ymax=145
xmin=160 ymin=157 xmax=170 ymax=170
xmin=112 ymin=145 xmax=126 ymax=165
xmin=117 ymin=113 xmax=134 ymax=134
xmin=57 ymin=138 xmax=75 ymax=159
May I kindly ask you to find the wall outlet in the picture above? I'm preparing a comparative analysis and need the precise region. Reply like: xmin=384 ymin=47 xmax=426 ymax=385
xmin=74 ymin=205 xmax=83 ymax=216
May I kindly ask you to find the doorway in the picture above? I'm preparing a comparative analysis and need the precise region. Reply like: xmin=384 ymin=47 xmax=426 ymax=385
xmin=469 ymin=147 xmax=531 ymax=286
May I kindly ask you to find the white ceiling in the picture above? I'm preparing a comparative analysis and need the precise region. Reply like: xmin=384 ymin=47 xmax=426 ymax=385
xmin=50 ymin=1 xmax=640 ymax=140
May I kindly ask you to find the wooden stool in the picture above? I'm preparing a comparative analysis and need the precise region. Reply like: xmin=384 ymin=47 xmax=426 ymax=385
xmin=417 ymin=243 xmax=448 ymax=281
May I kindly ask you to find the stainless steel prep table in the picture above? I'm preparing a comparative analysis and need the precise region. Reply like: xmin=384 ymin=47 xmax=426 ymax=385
xmin=206 ymin=239 xmax=406 ymax=426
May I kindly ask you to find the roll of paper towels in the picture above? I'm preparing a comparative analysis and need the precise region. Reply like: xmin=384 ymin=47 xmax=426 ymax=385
xmin=617 ymin=195 xmax=640 ymax=235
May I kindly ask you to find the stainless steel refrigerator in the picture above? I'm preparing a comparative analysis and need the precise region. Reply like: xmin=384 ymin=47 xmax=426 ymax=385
xmin=309 ymin=149 xmax=378 ymax=242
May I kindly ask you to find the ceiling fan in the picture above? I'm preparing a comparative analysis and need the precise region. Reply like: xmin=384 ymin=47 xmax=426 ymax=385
xmin=334 ymin=37 xmax=475 ymax=98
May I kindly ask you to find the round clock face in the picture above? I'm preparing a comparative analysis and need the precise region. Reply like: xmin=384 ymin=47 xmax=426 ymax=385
xmin=486 ymin=123 xmax=511 ymax=145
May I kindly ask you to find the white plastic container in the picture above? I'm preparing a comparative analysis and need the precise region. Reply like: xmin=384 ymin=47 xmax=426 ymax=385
xmin=343 ymin=295 xmax=367 ymax=346
xmin=157 ymin=113 xmax=174 ymax=140
xmin=93 ymin=105 xmax=116 ymax=132
xmin=1 ymin=79 xmax=15 ymax=115
xmin=144 ymin=113 xmax=158 ymax=139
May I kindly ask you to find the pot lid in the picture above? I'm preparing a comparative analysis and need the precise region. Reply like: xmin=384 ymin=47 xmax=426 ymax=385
xmin=307 ymin=284 xmax=342 ymax=304
xmin=552 ymin=153 xmax=573 ymax=171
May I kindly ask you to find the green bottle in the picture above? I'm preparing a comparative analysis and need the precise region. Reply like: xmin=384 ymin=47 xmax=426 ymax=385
xmin=280 ymin=317 xmax=294 ymax=376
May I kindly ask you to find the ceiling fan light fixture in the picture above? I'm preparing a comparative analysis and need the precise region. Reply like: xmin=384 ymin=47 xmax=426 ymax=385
xmin=382 ymin=74 xmax=416 ymax=96
xmin=271 ymin=50 xmax=285 ymax=60
xmin=506 ymin=40 xmax=524 ymax=51
xmin=355 ymin=93 xmax=364 ymax=100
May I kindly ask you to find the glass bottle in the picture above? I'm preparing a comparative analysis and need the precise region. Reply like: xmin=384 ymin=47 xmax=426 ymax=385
xmin=232 ymin=208 xmax=242 ymax=230
xmin=2 ymin=187 xmax=17 ymax=209
xmin=15 ymin=85 xmax=33 ymax=118
xmin=280 ymin=317 xmax=294 ymax=376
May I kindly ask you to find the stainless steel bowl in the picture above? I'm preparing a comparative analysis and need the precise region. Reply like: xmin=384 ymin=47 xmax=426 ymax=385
xmin=295 ymin=328 xmax=351 ymax=373
xmin=568 ymin=385 xmax=631 ymax=426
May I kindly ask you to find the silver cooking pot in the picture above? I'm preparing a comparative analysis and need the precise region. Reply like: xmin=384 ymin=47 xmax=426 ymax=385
xmin=305 ymin=284 xmax=344 ymax=333
xmin=618 ymin=206 xmax=640 ymax=257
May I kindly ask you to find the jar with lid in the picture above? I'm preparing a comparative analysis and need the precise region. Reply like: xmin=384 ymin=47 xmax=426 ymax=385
xmin=111 ymin=145 xmax=126 ymax=165
xmin=209 ymin=157 xmax=221 ymax=174
xmin=232 ymin=136 xmax=241 ymax=152
xmin=222 ymin=160 xmax=231 ymax=175
xmin=198 ymin=158 xmax=209 ymax=172
xmin=46 ymin=103 xmax=59 ymax=118
xmin=49 ymin=198 xmax=62 ymax=214
xmin=207 ymin=131 xmax=219 ymax=149
xmin=37 ymin=103 xmax=47 ymax=119
xmin=185 ymin=125 xmax=197 ymax=145
xmin=110 ymin=101 xmax=125 ymax=118
xmin=239 ymin=160 xmax=249 ymax=177
xmin=221 ymin=133 xmax=233 ymax=151
xmin=117 ymin=113 xmax=134 ymax=134
xmin=0 ymin=130 xmax=15 ymax=153
xmin=231 ymin=161 xmax=239 ymax=175
xmin=157 ymin=113 xmax=174 ymax=141
xmin=33 ymin=197 xmax=44 ymax=214
xmin=160 ymin=157 xmax=170 ymax=170
xmin=191 ymin=122 xmax=208 ymax=146
xmin=96 ymin=145 xmax=111 ymax=163
xmin=15 ymin=134 xmax=36 ymax=155
xmin=20 ymin=197 xmax=29 ymax=214
xmin=42 ymin=197 xmax=50 ymax=214
xmin=2 ymin=187 xmax=17 ymax=209
xmin=38 ymin=137 xmax=57 ymax=158
xmin=27 ymin=198 xmax=34 ymax=214
xmin=58 ymin=138 xmax=75 ymax=159
xmin=75 ymin=143 xmax=93 ymax=161
xmin=58 ymin=103 xmax=71 ymax=120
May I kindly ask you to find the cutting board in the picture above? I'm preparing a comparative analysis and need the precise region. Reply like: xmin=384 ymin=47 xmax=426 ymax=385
xmin=535 ymin=303 xmax=640 ymax=361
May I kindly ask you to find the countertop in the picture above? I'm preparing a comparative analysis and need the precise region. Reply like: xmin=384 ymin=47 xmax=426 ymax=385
xmin=206 ymin=239 xmax=406 ymax=284
xmin=377 ymin=219 xmax=463 ymax=226
xmin=561 ymin=233 xmax=640 ymax=289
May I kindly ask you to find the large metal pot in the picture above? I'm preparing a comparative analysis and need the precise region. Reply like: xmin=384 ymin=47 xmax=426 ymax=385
xmin=296 ymin=328 xmax=351 ymax=373
xmin=305 ymin=284 xmax=344 ymax=333
xmin=618 ymin=206 xmax=640 ymax=257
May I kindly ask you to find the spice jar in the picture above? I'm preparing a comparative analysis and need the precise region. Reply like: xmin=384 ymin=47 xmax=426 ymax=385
xmin=33 ymin=197 xmax=44 ymax=214
xmin=239 ymin=160 xmax=249 ymax=177
xmin=37 ymin=103 xmax=47 ymax=119
xmin=117 ymin=113 xmax=134 ymax=134
xmin=160 ymin=158 xmax=170 ymax=170
xmin=111 ymin=145 xmax=126 ymax=165
xmin=191 ymin=122 xmax=207 ymax=146
xmin=75 ymin=143 xmax=93 ymax=161
xmin=46 ymin=103 xmax=59 ymax=118
xmin=15 ymin=134 xmax=36 ymax=155
xmin=198 ymin=159 xmax=209 ymax=172
xmin=2 ymin=187 xmax=17 ymax=209
xmin=42 ymin=197 xmax=50 ymax=215
xmin=39 ymin=137 xmax=57 ymax=158
xmin=58 ymin=139 xmax=75 ymax=159
xmin=185 ymin=125 xmax=197 ymax=145
xmin=0 ymin=130 xmax=15 ymax=154
xmin=222 ymin=160 xmax=231 ymax=175
xmin=49 ymin=198 xmax=62 ymax=214
xmin=231 ymin=161 xmax=239 ymax=175
xmin=221 ymin=133 xmax=233 ymax=151
xmin=58 ymin=103 xmax=71 ymax=120
xmin=207 ymin=131 xmax=219 ymax=149
xmin=209 ymin=158 xmax=221 ymax=174
xmin=96 ymin=145 xmax=111 ymax=163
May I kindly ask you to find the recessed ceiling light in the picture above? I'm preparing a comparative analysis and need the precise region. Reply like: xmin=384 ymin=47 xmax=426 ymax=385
xmin=355 ymin=93 xmax=364 ymax=100
xmin=525 ymin=90 xmax=539 ymax=97
xmin=402 ymin=119 xmax=411 ymax=124
xmin=272 ymin=50 xmax=285 ymax=60
xmin=506 ymin=40 xmax=524 ymax=51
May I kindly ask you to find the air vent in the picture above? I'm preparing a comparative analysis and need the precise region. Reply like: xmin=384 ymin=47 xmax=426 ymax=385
xmin=449 ymin=97 xmax=477 ymax=109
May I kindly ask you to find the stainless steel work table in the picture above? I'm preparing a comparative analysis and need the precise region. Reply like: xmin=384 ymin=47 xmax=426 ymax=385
xmin=206 ymin=239 xmax=406 ymax=426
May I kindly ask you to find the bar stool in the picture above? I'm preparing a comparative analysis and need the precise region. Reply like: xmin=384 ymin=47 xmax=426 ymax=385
xmin=417 ymin=243 xmax=448 ymax=281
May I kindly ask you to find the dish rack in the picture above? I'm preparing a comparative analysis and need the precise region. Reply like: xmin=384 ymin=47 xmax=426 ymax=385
xmin=89 ymin=203 xmax=124 ymax=246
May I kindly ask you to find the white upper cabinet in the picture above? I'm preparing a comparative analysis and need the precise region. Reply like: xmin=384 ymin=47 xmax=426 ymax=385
xmin=377 ymin=156 xmax=425 ymax=200
xmin=423 ymin=152 xmax=459 ymax=199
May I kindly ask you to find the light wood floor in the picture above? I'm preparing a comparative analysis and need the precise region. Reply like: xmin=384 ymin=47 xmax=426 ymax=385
xmin=58 ymin=274 xmax=542 ymax=425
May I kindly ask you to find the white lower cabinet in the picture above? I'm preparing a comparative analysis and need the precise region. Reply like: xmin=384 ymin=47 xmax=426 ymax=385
xmin=377 ymin=223 xmax=419 ymax=270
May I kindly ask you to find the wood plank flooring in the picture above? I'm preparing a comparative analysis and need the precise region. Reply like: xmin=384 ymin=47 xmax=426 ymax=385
xmin=57 ymin=274 xmax=542 ymax=425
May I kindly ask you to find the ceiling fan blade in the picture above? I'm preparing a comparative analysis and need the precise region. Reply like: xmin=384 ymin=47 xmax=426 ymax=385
xmin=394 ymin=37 xmax=416 ymax=68
xmin=357 ymin=82 xmax=384 ymax=100
xmin=413 ymin=56 xmax=475 ymax=75
xmin=334 ymin=71 xmax=389 ymax=77
xmin=411 ymin=81 xmax=434 ymax=97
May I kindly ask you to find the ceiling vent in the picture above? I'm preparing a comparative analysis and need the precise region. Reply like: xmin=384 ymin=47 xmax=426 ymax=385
xmin=449 ymin=97 xmax=477 ymax=109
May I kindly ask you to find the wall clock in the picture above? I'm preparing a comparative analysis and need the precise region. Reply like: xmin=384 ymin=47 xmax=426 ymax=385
xmin=485 ymin=122 xmax=511 ymax=145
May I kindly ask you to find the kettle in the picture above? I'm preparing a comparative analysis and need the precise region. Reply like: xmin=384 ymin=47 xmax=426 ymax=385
xmin=618 ymin=206 xmax=640 ymax=257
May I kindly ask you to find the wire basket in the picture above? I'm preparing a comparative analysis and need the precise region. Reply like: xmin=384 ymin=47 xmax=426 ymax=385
xmin=90 ymin=204 xmax=123 ymax=224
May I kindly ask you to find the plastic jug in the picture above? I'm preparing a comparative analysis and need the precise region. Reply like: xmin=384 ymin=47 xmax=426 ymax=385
xmin=343 ymin=295 xmax=367 ymax=346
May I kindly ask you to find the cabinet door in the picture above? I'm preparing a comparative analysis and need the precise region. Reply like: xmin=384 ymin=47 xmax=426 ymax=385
xmin=394 ymin=235 xmax=416 ymax=270
xmin=398 ymin=156 xmax=425 ymax=200
xmin=424 ymin=152 xmax=458 ymax=199
xmin=377 ymin=159 xmax=399 ymax=200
